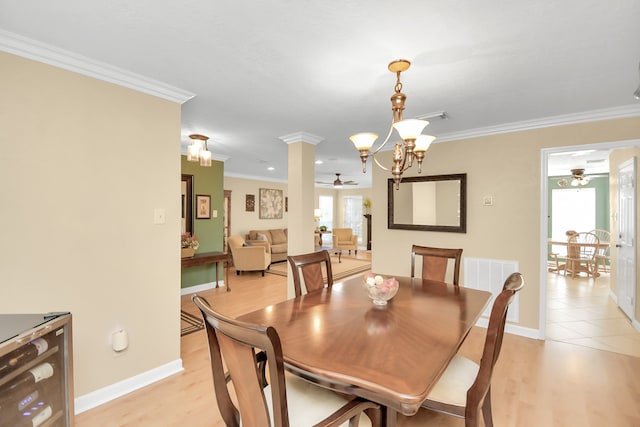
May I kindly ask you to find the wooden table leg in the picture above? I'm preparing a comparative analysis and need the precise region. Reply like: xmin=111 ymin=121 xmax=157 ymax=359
xmin=225 ymin=257 xmax=231 ymax=291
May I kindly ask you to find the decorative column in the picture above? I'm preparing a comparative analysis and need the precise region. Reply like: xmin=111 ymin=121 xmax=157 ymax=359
xmin=279 ymin=132 xmax=324 ymax=298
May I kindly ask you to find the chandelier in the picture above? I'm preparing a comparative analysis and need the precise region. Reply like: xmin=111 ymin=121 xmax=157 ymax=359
xmin=186 ymin=134 xmax=212 ymax=167
xmin=349 ymin=59 xmax=436 ymax=189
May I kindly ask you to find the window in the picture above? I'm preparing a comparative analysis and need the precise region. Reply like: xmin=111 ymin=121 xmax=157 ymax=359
xmin=551 ymin=188 xmax=596 ymax=253
xmin=343 ymin=195 xmax=363 ymax=245
xmin=318 ymin=195 xmax=333 ymax=233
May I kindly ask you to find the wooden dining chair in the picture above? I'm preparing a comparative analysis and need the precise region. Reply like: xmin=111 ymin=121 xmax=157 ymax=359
xmin=564 ymin=231 xmax=600 ymax=277
xmin=420 ymin=272 xmax=524 ymax=427
xmin=589 ymin=229 xmax=611 ymax=272
xmin=288 ymin=250 xmax=334 ymax=297
xmin=410 ymin=245 xmax=463 ymax=286
xmin=192 ymin=294 xmax=379 ymax=427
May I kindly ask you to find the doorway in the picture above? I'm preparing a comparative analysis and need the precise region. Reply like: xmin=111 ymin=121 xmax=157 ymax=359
xmin=541 ymin=140 xmax=640 ymax=357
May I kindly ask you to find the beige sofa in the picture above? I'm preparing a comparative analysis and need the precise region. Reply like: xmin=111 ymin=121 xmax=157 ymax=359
xmin=228 ymin=235 xmax=271 ymax=276
xmin=246 ymin=229 xmax=288 ymax=263
xmin=332 ymin=228 xmax=358 ymax=254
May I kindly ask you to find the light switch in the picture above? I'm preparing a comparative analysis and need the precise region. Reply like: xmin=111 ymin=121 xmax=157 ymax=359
xmin=212 ymin=210 xmax=218 ymax=218
xmin=482 ymin=196 xmax=494 ymax=206
xmin=154 ymin=208 xmax=166 ymax=224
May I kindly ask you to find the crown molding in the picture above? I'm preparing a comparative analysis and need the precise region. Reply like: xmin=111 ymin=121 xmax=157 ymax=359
xmin=436 ymin=104 xmax=640 ymax=143
xmin=279 ymin=132 xmax=324 ymax=145
xmin=0 ymin=29 xmax=195 ymax=104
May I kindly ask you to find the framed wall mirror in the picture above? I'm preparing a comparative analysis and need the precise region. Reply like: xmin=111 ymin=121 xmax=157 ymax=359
xmin=388 ymin=173 xmax=467 ymax=233
xmin=181 ymin=174 xmax=193 ymax=235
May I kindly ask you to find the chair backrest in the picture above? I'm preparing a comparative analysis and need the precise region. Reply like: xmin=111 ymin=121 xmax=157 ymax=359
xmin=288 ymin=250 xmax=333 ymax=297
xmin=192 ymin=294 xmax=290 ymax=427
xmin=466 ymin=272 xmax=524 ymax=421
xmin=568 ymin=232 xmax=600 ymax=259
xmin=410 ymin=245 xmax=463 ymax=286
xmin=227 ymin=235 xmax=244 ymax=253
xmin=589 ymin=229 xmax=610 ymax=255
xmin=332 ymin=228 xmax=353 ymax=240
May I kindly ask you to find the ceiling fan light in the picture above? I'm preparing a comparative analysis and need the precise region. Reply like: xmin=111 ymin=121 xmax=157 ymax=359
xmin=392 ymin=119 xmax=429 ymax=140
xmin=350 ymin=133 xmax=378 ymax=150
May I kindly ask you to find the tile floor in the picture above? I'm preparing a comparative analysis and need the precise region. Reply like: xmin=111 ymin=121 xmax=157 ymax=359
xmin=546 ymin=269 xmax=640 ymax=357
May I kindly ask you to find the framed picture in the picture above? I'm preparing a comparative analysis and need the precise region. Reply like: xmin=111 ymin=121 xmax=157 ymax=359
xmin=259 ymin=188 xmax=283 ymax=219
xmin=196 ymin=194 xmax=211 ymax=219
xmin=246 ymin=194 xmax=255 ymax=212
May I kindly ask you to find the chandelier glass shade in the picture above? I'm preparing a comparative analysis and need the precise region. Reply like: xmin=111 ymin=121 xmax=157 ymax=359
xmin=187 ymin=134 xmax=212 ymax=167
xmin=349 ymin=59 xmax=436 ymax=189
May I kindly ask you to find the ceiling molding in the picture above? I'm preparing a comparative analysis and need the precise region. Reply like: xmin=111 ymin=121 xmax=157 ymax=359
xmin=0 ymin=29 xmax=195 ymax=104
xmin=436 ymin=104 xmax=640 ymax=143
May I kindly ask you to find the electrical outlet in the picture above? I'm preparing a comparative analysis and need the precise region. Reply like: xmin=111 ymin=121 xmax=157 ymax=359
xmin=482 ymin=196 xmax=494 ymax=206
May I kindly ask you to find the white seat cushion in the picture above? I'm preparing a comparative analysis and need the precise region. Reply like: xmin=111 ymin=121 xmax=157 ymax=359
xmin=263 ymin=372 xmax=372 ymax=426
xmin=426 ymin=355 xmax=479 ymax=407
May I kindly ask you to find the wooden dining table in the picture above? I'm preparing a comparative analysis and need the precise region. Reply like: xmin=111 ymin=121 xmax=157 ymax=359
xmin=239 ymin=274 xmax=492 ymax=426
xmin=548 ymin=240 xmax=609 ymax=277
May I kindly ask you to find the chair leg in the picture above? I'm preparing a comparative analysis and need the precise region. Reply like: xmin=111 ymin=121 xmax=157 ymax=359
xmin=482 ymin=388 xmax=494 ymax=427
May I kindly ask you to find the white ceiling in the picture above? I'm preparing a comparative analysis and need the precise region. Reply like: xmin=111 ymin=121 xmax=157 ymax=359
xmin=2 ymin=0 xmax=640 ymax=187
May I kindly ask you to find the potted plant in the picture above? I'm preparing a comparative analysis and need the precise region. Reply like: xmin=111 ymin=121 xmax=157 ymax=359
xmin=363 ymin=198 xmax=372 ymax=214
xmin=181 ymin=232 xmax=199 ymax=258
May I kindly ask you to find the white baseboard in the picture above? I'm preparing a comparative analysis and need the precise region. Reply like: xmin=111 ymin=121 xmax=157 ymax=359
xmin=74 ymin=359 xmax=183 ymax=414
xmin=475 ymin=317 xmax=542 ymax=340
xmin=180 ymin=281 xmax=224 ymax=296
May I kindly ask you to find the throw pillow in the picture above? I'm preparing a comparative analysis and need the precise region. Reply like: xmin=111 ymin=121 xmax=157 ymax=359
xmin=256 ymin=233 xmax=268 ymax=241
xmin=269 ymin=229 xmax=287 ymax=245
xmin=243 ymin=242 xmax=253 ymax=247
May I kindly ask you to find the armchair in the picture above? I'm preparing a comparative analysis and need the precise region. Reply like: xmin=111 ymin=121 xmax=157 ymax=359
xmin=332 ymin=228 xmax=358 ymax=254
xmin=228 ymin=235 xmax=271 ymax=276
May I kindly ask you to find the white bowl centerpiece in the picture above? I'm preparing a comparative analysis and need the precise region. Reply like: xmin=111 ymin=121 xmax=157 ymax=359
xmin=363 ymin=273 xmax=399 ymax=306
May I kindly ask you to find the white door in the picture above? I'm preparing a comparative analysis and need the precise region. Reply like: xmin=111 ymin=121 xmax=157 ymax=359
xmin=617 ymin=158 xmax=636 ymax=320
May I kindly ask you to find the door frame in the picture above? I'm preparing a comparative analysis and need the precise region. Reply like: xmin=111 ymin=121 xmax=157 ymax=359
xmin=539 ymin=138 xmax=640 ymax=338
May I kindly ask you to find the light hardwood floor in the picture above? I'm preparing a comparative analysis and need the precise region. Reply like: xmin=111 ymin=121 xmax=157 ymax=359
xmin=76 ymin=254 xmax=640 ymax=426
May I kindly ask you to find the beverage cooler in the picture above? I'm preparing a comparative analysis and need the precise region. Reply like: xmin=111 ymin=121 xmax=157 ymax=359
xmin=0 ymin=313 xmax=73 ymax=427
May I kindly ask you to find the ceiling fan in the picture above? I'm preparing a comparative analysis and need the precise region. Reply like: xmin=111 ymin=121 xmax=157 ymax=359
xmin=316 ymin=173 xmax=358 ymax=188
xmin=557 ymin=168 xmax=607 ymax=187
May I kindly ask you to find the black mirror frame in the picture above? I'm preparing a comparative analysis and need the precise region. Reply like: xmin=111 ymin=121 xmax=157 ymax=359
xmin=388 ymin=173 xmax=467 ymax=233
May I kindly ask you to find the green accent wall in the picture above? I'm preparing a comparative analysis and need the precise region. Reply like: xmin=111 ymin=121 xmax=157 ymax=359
xmin=181 ymin=156 xmax=225 ymax=288
xmin=547 ymin=174 xmax=610 ymax=239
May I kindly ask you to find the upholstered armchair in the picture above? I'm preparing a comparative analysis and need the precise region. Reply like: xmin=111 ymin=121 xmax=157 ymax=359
xmin=228 ymin=235 xmax=271 ymax=276
xmin=332 ymin=228 xmax=358 ymax=254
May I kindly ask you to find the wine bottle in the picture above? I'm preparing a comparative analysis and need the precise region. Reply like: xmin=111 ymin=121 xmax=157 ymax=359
xmin=0 ymin=338 xmax=49 ymax=377
xmin=0 ymin=361 xmax=54 ymax=397
xmin=1 ymin=400 xmax=54 ymax=427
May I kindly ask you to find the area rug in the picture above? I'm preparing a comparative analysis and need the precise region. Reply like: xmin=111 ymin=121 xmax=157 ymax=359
xmin=267 ymin=256 xmax=371 ymax=282
xmin=180 ymin=310 xmax=204 ymax=336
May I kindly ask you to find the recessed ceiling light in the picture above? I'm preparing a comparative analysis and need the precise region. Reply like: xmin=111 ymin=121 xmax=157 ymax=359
xmin=267 ymin=166 xmax=275 ymax=171
xmin=315 ymin=160 xmax=323 ymax=165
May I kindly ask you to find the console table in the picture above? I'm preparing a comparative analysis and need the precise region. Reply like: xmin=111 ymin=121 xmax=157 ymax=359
xmin=181 ymin=251 xmax=232 ymax=291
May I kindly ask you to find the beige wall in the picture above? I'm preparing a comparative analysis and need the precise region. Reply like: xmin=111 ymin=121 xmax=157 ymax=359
xmin=224 ymin=176 xmax=288 ymax=237
xmin=0 ymin=53 xmax=181 ymax=397
xmin=372 ymin=117 xmax=640 ymax=331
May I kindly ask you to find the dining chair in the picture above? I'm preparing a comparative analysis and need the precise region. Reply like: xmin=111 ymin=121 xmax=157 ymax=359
xmin=564 ymin=231 xmax=600 ymax=277
xmin=192 ymin=294 xmax=379 ymax=427
xmin=420 ymin=272 xmax=524 ymax=427
xmin=410 ymin=245 xmax=463 ymax=286
xmin=288 ymin=250 xmax=334 ymax=297
xmin=589 ymin=229 xmax=611 ymax=272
